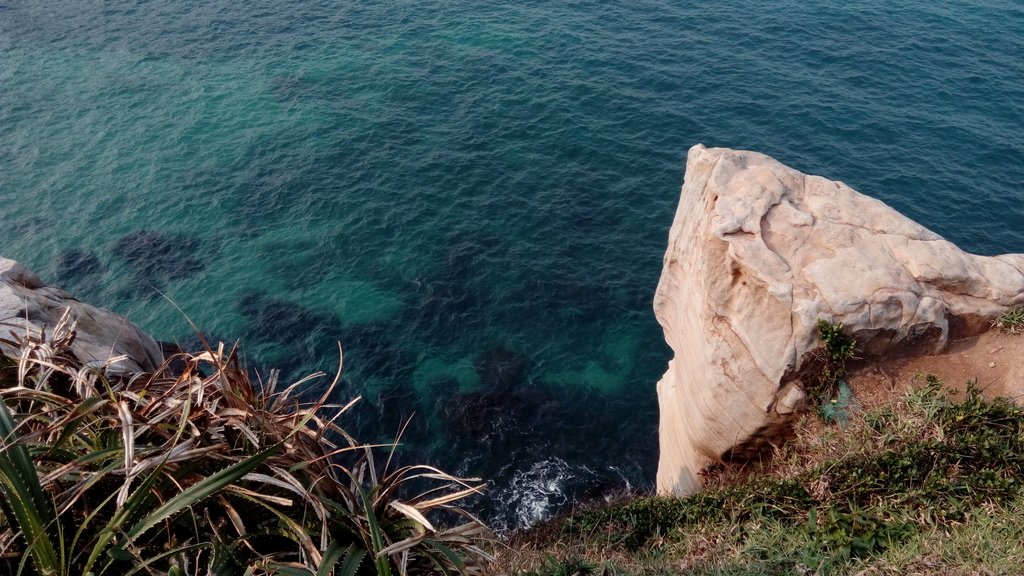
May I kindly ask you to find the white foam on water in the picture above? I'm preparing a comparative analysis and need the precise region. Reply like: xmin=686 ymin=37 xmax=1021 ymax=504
xmin=490 ymin=457 xmax=596 ymax=533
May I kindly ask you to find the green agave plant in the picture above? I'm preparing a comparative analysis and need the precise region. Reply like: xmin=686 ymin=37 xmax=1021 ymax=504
xmin=0 ymin=310 xmax=492 ymax=575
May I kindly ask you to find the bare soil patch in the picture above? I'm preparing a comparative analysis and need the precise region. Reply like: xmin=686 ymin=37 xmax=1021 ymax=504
xmin=849 ymin=329 xmax=1024 ymax=409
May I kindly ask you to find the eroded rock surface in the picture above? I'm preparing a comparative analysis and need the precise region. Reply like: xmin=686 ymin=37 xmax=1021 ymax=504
xmin=656 ymin=145 xmax=1024 ymax=496
xmin=0 ymin=257 xmax=163 ymax=375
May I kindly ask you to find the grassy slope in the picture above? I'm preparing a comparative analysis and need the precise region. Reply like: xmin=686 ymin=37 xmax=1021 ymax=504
xmin=497 ymin=377 xmax=1024 ymax=575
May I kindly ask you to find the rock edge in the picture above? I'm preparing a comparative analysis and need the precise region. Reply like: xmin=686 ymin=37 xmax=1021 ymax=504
xmin=1 ymin=257 xmax=163 ymax=375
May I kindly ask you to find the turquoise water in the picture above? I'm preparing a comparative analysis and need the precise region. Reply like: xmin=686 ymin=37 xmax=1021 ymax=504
xmin=2 ymin=1 xmax=1022 ymax=530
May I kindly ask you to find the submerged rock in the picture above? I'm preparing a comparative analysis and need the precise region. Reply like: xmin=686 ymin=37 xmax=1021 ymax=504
xmin=112 ymin=229 xmax=204 ymax=286
xmin=475 ymin=346 xmax=528 ymax=392
xmin=56 ymin=248 xmax=102 ymax=282
xmin=0 ymin=257 xmax=163 ymax=375
xmin=655 ymin=145 xmax=1024 ymax=496
xmin=441 ymin=347 xmax=537 ymax=445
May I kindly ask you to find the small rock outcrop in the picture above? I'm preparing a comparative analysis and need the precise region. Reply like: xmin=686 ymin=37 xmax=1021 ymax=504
xmin=1 ymin=257 xmax=163 ymax=375
xmin=655 ymin=145 xmax=1024 ymax=496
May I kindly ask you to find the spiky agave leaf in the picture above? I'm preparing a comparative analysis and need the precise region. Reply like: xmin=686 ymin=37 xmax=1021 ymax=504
xmin=0 ymin=400 xmax=61 ymax=575
xmin=0 ymin=313 xmax=493 ymax=575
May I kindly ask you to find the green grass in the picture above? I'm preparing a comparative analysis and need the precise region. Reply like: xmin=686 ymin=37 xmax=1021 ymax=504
xmin=499 ymin=376 xmax=1024 ymax=575
xmin=993 ymin=306 xmax=1024 ymax=334
xmin=0 ymin=312 xmax=493 ymax=575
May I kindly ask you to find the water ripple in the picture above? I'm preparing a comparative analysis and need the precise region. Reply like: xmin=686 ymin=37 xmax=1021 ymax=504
xmin=1 ymin=0 xmax=1022 ymax=529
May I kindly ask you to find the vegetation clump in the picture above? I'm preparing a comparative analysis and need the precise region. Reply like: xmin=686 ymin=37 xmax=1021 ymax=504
xmin=502 ymin=375 xmax=1024 ymax=575
xmin=815 ymin=319 xmax=857 ymax=391
xmin=810 ymin=320 xmax=859 ymax=425
xmin=993 ymin=306 xmax=1024 ymax=334
xmin=0 ymin=312 xmax=492 ymax=575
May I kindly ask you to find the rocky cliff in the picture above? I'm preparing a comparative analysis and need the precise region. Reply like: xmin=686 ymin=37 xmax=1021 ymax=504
xmin=0 ymin=257 xmax=163 ymax=375
xmin=655 ymin=145 xmax=1024 ymax=496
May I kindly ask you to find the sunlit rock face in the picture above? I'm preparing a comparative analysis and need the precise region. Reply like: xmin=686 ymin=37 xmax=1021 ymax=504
xmin=0 ymin=257 xmax=163 ymax=375
xmin=655 ymin=145 xmax=1024 ymax=496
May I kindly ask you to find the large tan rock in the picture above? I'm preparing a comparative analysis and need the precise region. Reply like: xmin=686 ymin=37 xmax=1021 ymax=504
xmin=655 ymin=145 xmax=1024 ymax=496
xmin=0 ymin=257 xmax=163 ymax=375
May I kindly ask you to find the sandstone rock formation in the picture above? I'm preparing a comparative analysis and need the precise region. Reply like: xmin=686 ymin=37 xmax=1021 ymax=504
xmin=1 ymin=257 xmax=163 ymax=375
xmin=655 ymin=145 xmax=1024 ymax=496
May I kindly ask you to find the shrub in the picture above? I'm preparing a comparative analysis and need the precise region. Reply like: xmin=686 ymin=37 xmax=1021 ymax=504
xmin=993 ymin=306 xmax=1024 ymax=334
xmin=816 ymin=319 xmax=856 ymax=389
xmin=0 ymin=311 xmax=492 ymax=575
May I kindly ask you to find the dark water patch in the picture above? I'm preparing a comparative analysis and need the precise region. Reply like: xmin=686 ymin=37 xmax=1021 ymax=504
xmin=230 ymin=165 xmax=316 ymax=225
xmin=474 ymin=346 xmax=528 ymax=392
xmin=174 ymin=130 xmax=333 ymax=231
xmin=400 ymin=276 xmax=479 ymax=341
xmin=439 ymin=372 xmax=656 ymax=531
xmin=566 ymin=187 xmax=620 ymax=236
xmin=545 ymin=383 xmax=659 ymax=471
xmin=173 ymin=164 xmax=247 ymax=224
xmin=356 ymin=375 xmax=430 ymax=447
xmin=230 ymin=165 xmax=309 ymax=223
xmin=439 ymin=347 xmax=542 ymax=458
xmin=3 ymin=216 xmax=51 ymax=249
xmin=439 ymin=378 xmax=556 ymax=474
xmin=111 ymin=230 xmax=205 ymax=288
xmin=238 ymin=292 xmax=342 ymax=348
xmin=237 ymin=292 xmax=412 ymax=393
xmin=474 ymin=384 xmax=657 ymax=531
xmin=515 ymin=274 xmax=613 ymax=328
xmin=51 ymin=248 xmax=110 ymax=309
xmin=169 ymin=331 xmax=236 ymax=355
xmin=56 ymin=248 xmax=102 ymax=282
xmin=234 ymin=293 xmax=344 ymax=393
xmin=397 ymin=236 xmax=489 ymax=342
xmin=433 ymin=345 xmax=595 ymax=528
xmin=271 ymin=74 xmax=306 ymax=103
xmin=270 ymin=73 xmax=330 ymax=105
xmin=338 ymin=323 xmax=412 ymax=382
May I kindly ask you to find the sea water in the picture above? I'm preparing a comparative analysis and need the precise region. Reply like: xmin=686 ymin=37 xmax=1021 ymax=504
xmin=2 ymin=0 xmax=1022 ymax=531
